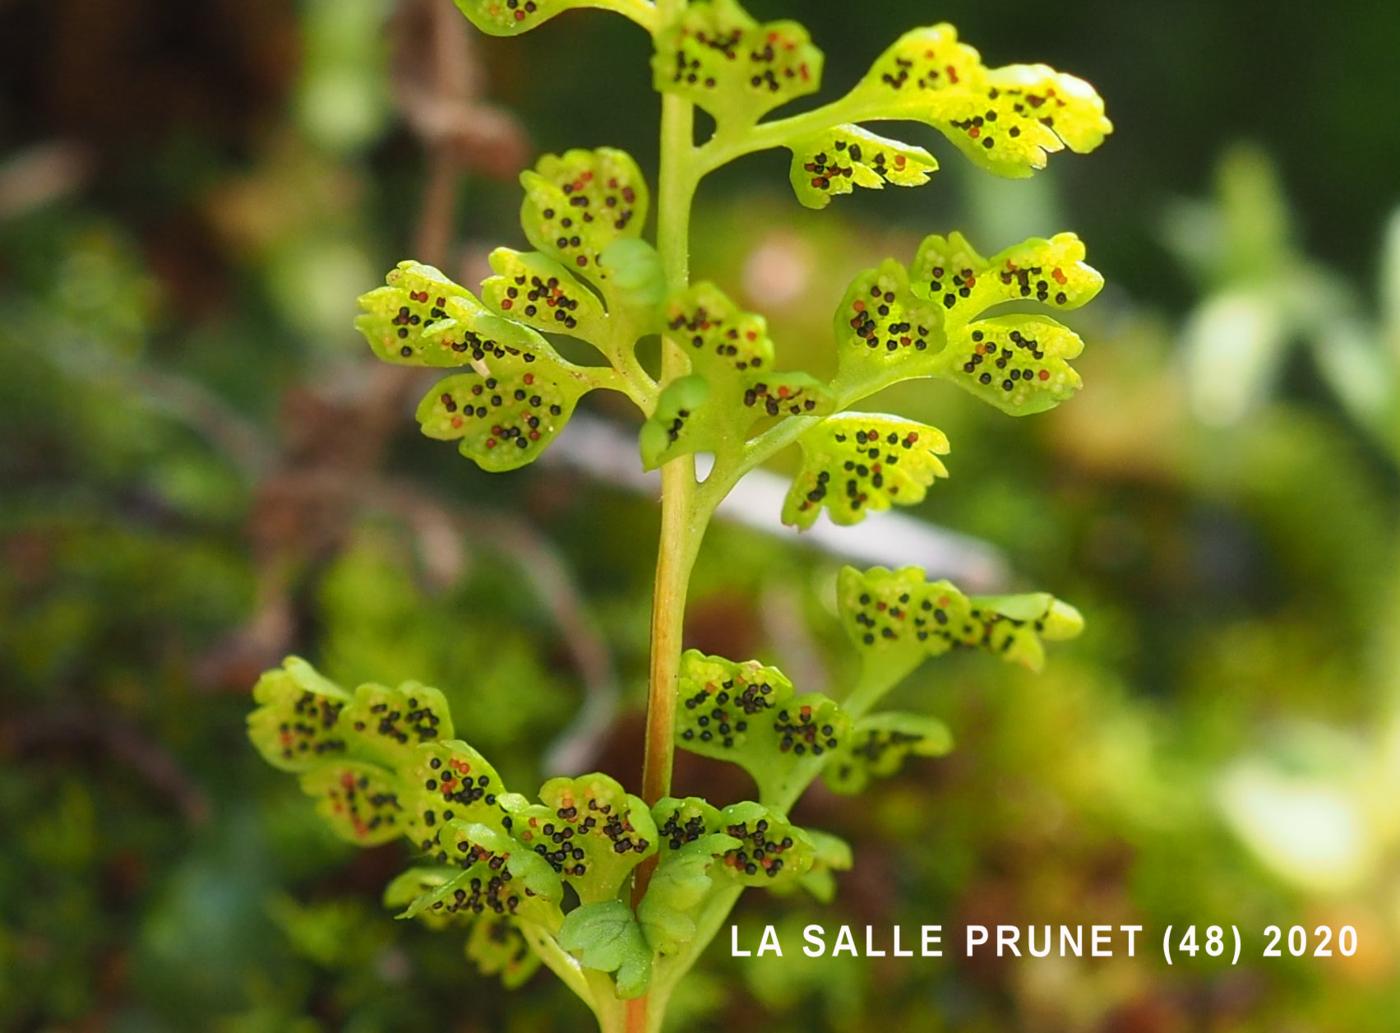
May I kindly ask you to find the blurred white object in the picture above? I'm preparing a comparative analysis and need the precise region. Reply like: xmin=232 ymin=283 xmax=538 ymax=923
xmin=547 ymin=414 xmax=1008 ymax=591
xmin=1217 ymin=723 xmax=1380 ymax=894
xmin=1182 ymin=288 xmax=1286 ymax=426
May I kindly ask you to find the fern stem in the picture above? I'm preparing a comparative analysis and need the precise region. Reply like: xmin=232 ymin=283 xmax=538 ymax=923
xmin=640 ymin=85 xmax=700 ymax=807
xmin=639 ymin=0 xmax=705 ymax=810
xmin=632 ymin=4 xmax=700 ymax=1030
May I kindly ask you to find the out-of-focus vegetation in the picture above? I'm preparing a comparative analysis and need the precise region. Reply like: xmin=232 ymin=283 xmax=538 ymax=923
xmin=2 ymin=2 xmax=1398 ymax=1031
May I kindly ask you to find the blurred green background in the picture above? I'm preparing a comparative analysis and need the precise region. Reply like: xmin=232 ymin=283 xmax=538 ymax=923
xmin=3 ymin=1 xmax=1399 ymax=1031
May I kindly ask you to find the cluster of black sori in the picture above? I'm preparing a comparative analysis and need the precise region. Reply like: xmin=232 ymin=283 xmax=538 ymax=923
xmin=877 ymin=53 xmax=918 ymax=91
xmin=723 ymin=818 xmax=794 ymax=879
xmin=926 ymin=259 xmax=979 ymax=309
xmin=875 ymin=40 xmax=971 ymax=95
xmin=850 ymin=587 xmax=909 ymax=646
xmin=451 ymin=838 xmax=505 ymax=870
xmin=457 ymin=328 xmax=534 ymax=365
xmin=802 ymin=146 xmax=853 ymax=192
xmin=669 ymin=23 xmax=742 ymax=91
xmin=746 ymin=42 xmax=796 ymax=95
xmin=803 ymin=138 xmax=909 ymax=193
xmin=995 ymin=259 xmax=1072 ymax=305
xmin=329 ymin=769 xmax=403 ymax=838
xmin=819 ymin=425 xmax=923 ymax=515
xmin=352 ymin=694 xmax=441 ymax=747
xmin=937 ymin=602 xmax=1042 ymax=656
xmin=854 ymin=727 xmax=927 ymax=765
xmin=668 ymin=45 xmax=719 ymax=91
xmin=968 ymin=607 xmax=1039 ymax=657
xmin=772 ymin=703 xmax=839 ymax=757
xmin=533 ymin=172 xmax=639 ymax=273
xmin=525 ymin=812 xmax=589 ymax=877
xmin=432 ymin=374 xmax=567 ymax=458
xmin=277 ymin=691 xmax=345 ymax=761
xmin=732 ymin=675 xmax=779 ymax=715
xmin=922 ymin=249 xmax=1077 ymax=315
xmin=561 ymin=173 xmax=638 ymax=234
xmin=441 ymin=836 xmax=541 ymax=915
xmin=440 ymin=375 xmax=563 ymax=422
xmin=743 ymin=381 xmax=822 ymax=417
xmin=668 ymin=303 xmax=762 ymax=372
xmin=848 ymin=586 xmax=948 ymax=647
xmin=523 ymin=796 xmax=651 ymax=878
xmin=602 ymin=805 xmax=649 ymax=855
xmin=500 ymin=0 xmax=540 ymax=26
xmin=539 ymin=203 xmax=587 ymax=266
xmin=993 ymin=83 xmax=1069 ymax=152
xmin=848 ymin=282 xmax=932 ymax=353
xmin=658 ymin=807 xmax=711 ymax=850
xmin=751 ymin=17 xmax=818 ymax=99
xmin=424 ymin=756 xmax=497 ymax=808
xmin=431 ymin=868 xmax=522 ymax=918
xmin=912 ymin=593 xmax=957 ymax=644
xmin=412 ymin=756 xmax=499 ymax=849
xmin=680 ymin=676 xmax=768 ymax=749
xmin=497 ymin=272 xmax=584 ymax=330
xmin=960 ymin=326 xmax=1052 ymax=394
xmin=795 ymin=466 xmax=832 ymax=513
xmin=948 ymin=111 xmax=1007 ymax=154
xmin=390 ymin=287 xmax=449 ymax=356
xmin=660 ymin=406 xmax=690 ymax=445
xmin=855 ymin=141 xmax=901 ymax=183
